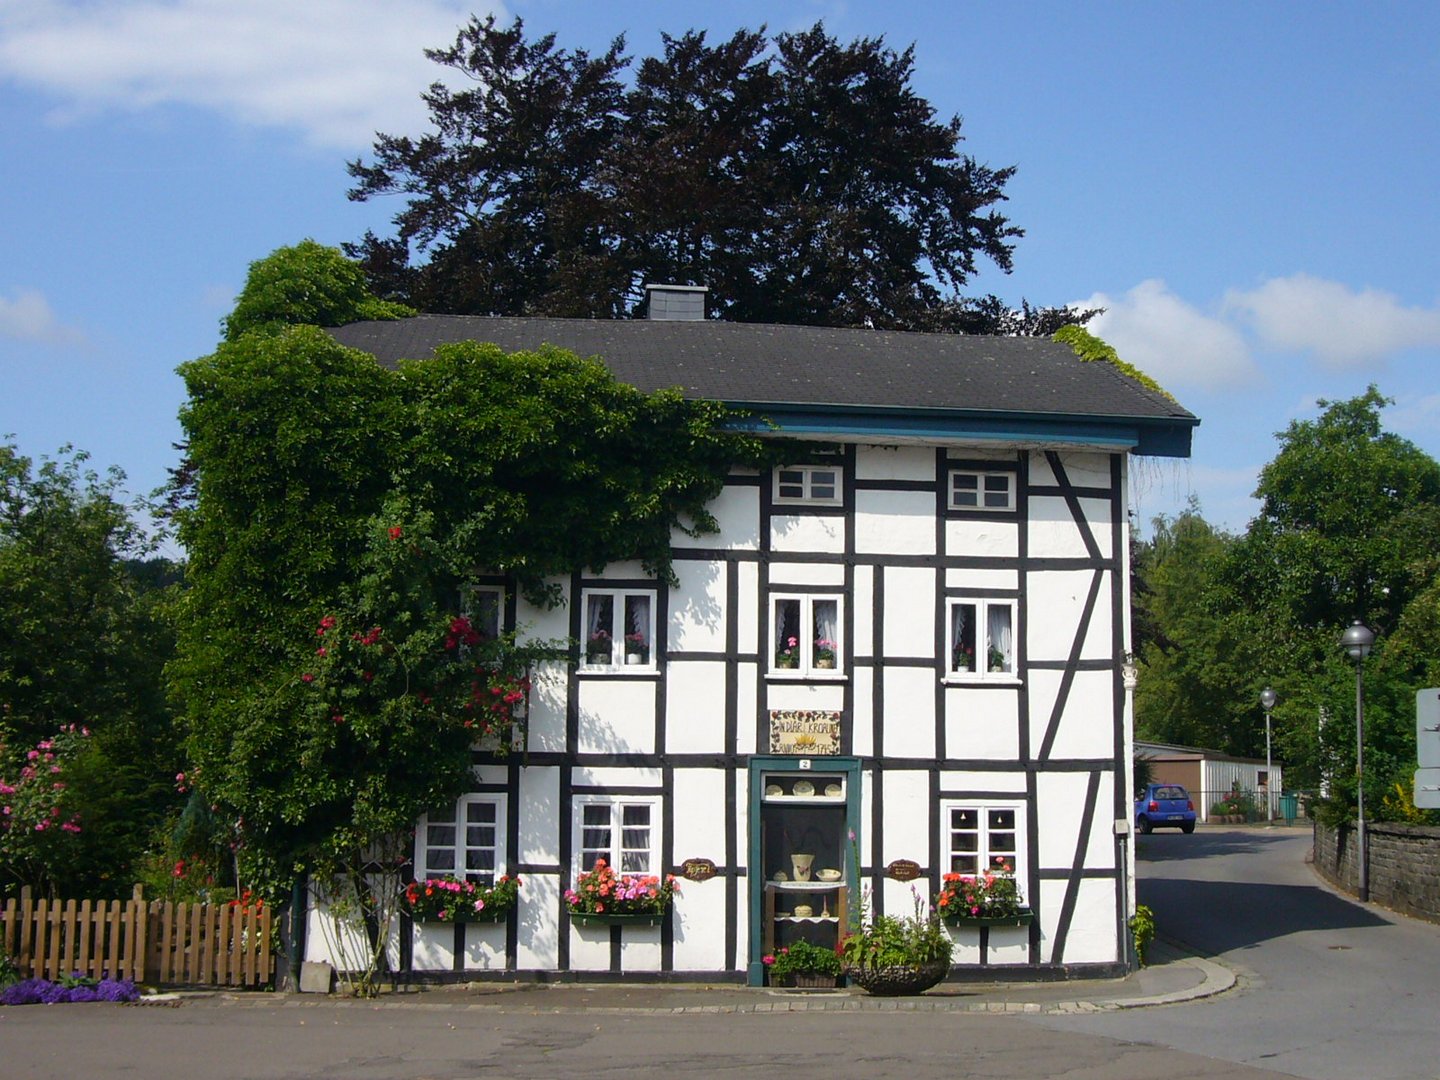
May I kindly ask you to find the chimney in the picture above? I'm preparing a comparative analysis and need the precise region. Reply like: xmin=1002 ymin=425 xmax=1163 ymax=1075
xmin=645 ymin=283 xmax=707 ymax=321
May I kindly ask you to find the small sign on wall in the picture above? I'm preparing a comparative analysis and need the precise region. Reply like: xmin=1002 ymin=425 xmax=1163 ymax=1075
xmin=885 ymin=859 xmax=922 ymax=882
xmin=769 ymin=710 xmax=842 ymax=755
xmin=680 ymin=858 xmax=717 ymax=882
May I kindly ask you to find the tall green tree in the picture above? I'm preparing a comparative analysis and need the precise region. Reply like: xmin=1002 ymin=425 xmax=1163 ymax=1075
xmin=0 ymin=443 xmax=180 ymax=894
xmin=346 ymin=16 xmax=1092 ymax=333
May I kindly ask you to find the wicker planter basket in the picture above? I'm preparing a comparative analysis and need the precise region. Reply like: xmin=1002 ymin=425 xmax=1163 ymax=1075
xmin=844 ymin=959 xmax=949 ymax=996
xmin=787 ymin=972 xmax=839 ymax=989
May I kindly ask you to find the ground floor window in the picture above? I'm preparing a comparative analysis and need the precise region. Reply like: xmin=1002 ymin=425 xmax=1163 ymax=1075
xmin=416 ymin=794 xmax=506 ymax=884
xmin=943 ymin=801 xmax=1025 ymax=890
xmin=574 ymin=797 xmax=660 ymax=874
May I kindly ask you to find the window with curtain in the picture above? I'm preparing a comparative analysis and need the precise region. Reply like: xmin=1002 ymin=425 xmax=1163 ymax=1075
xmin=575 ymin=798 xmax=658 ymax=874
xmin=582 ymin=588 xmax=656 ymax=669
xmin=416 ymin=795 xmax=505 ymax=884
xmin=771 ymin=594 xmax=842 ymax=675
xmin=945 ymin=803 xmax=1024 ymax=892
xmin=947 ymin=598 xmax=1017 ymax=679
xmin=949 ymin=470 xmax=1015 ymax=511
xmin=464 ymin=586 xmax=503 ymax=640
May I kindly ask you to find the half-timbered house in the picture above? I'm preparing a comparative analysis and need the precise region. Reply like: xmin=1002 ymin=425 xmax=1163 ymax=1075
xmin=318 ymin=287 xmax=1196 ymax=983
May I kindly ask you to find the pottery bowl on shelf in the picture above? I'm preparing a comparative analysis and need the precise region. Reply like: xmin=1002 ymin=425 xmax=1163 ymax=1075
xmin=792 ymin=905 xmax=813 ymax=918
xmin=816 ymin=868 xmax=842 ymax=882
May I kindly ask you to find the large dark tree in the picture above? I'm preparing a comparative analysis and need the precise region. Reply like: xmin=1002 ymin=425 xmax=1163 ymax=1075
xmin=347 ymin=16 xmax=1091 ymax=332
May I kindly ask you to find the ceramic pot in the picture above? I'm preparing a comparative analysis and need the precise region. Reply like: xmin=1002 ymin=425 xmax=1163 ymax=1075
xmin=791 ymin=854 xmax=815 ymax=881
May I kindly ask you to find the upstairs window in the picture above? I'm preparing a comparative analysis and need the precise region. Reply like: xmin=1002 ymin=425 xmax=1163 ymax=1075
xmin=771 ymin=594 xmax=842 ymax=676
xmin=950 ymin=470 xmax=1015 ymax=511
xmin=465 ymin=586 xmax=503 ymax=641
xmin=774 ymin=465 xmax=842 ymax=506
xmin=948 ymin=599 xmax=1016 ymax=679
xmin=582 ymin=589 xmax=656 ymax=669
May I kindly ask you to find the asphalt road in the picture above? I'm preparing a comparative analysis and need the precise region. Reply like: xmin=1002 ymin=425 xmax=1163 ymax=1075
xmin=1024 ymin=825 xmax=1440 ymax=1080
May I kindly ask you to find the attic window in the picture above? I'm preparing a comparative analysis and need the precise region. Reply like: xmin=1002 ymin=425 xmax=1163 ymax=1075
xmin=949 ymin=470 xmax=1014 ymax=511
xmin=774 ymin=465 xmax=842 ymax=506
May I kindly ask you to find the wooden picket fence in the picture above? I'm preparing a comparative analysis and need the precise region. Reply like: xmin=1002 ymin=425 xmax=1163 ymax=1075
xmin=2 ymin=887 xmax=272 ymax=988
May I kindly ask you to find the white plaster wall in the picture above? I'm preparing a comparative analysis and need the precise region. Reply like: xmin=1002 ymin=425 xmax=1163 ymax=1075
xmin=526 ymin=662 xmax=569 ymax=755
xmin=576 ymin=680 xmax=656 ymax=755
xmin=572 ymin=766 xmax=662 ymax=789
xmin=944 ymin=689 xmax=1020 ymax=760
xmin=669 ymin=559 xmax=728 ymax=653
xmin=619 ymin=927 xmax=663 ymax=972
xmin=852 ymin=565 xmax=874 ymax=658
xmin=410 ymin=923 xmax=454 ymax=971
xmin=673 ymin=876 xmax=728 ymax=971
xmin=944 ymin=567 xmax=1019 ymax=592
xmin=1026 ymin=670 xmax=1117 ymax=760
xmin=1057 ymin=452 xmax=1112 ymax=488
xmin=1027 ymin=570 xmax=1114 ymax=661
xmin=462 ymin=921 xmax=507 ymax=970
xmin=764 ymin=681 xmax=847 ymax=714
xmin=984 ymin=922 xmax=1032 ymax=965
xmin=567 ymin=920 xmax=612 ymax=971
xmin=946 ymin=923 xmax=983 ymax=965
xmin=519 ymin=583 xmax=570 ymax=641
xmin=518 ymin=767 xmax=560 ymax=866
xmin=1029 ymin=451 xmax=1057 ymax=486
xmin=856 ymin=445 xmax=935 ymax=481
xmin=945 ymin=518 xmax=1018 ymax=558
xmin=850 ymin=665 xmax=874 ymax=758
xmin=516 ymin=873 xmax=560 ymax=969
xmin=737 ymin=560 xmax=759 ymax=656
xmin=1059 ymin=879 xmax=1120 ymax=964
xmin=882 ymin=667 xmax=936 ymax=759
xmin=939 ymin=770 xmax=1027 ymax=795
xmin=879 ymin=769 xmax=929 ymax=866
xmin=882 ymin=566 xmax=936 ymax=658
xmin=1027 ymin=495 xmax=1089 ymax=559
xmin=767 ymin=562 xmax=845 ymax=587
xmin=664 ymin=662 xmax=728 ymax=754
xmin=1036 ymin=773 xmax=1105 ymax=871
xmin=770 ymin=514 xmax=844 ymax=554
xmin=670 ymin=483 xmax=760 ymax=550
xmin=736 ymin=663 xmax=759 ymax=755
xmin=855 ymin=490 xmax=936 ymax=555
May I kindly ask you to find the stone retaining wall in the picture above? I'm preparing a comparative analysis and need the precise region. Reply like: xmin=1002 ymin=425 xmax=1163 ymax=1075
xmin=1313 ymin=820 xmax=1440 ymax=923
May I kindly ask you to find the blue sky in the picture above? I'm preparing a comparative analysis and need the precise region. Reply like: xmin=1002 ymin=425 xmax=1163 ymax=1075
xmin=3 ymin=1 xmax=1438 ymax=545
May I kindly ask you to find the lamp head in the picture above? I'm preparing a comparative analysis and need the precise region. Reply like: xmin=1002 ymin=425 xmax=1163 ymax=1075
xmin=1340 ymin=620 xmax=1375 ymax=662
xmin=1259 ymin=686 xmax=1277 ymax=711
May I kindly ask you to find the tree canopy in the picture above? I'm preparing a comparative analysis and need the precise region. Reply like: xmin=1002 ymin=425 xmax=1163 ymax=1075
xmin=1134 ymin=388 xmax=1440 ymax=820
xmin=346 ymin=16 xmax=1092 ymax=333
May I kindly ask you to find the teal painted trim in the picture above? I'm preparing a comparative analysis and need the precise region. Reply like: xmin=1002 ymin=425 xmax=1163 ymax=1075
xmin=746 ymin=756 xmax=862 ymax=987
xmin=721 ymin=404 xmax=1196 ymax=459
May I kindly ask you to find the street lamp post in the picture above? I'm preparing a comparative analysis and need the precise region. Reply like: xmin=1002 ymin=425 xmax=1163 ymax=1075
xmin=1260 ymin=687 xmax=1278 ymax=823
xmin=1340 ymin=621 xmax=1376 ymax=902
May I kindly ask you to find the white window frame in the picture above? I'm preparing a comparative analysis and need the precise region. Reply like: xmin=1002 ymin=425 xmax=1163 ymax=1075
xmin=942 ymin=800 xmax=1026 ymax=898
xmin=949 ymin=469 xmax=1015 ymax=512
xmin=580 ymin=588 xmax=658 ymax=671
xmin=463 ymin=585 xmax=505 ymax=641
xmin=415 ymin=794 xmax=507 ymax=885
xmin=773 ymin=464 xmax=843 ymax=506
xmin=572 ymin=796 xmax=662 ymax=876
xmin=770 ymin=593 xmax=844 ymax=677
xmin=946 ymin=598 xmax=1017 ymax=681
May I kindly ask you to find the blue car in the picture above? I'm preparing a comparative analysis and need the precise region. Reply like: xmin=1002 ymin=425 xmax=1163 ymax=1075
xmin=1135 ymin=783 xmax=1197 ymax=834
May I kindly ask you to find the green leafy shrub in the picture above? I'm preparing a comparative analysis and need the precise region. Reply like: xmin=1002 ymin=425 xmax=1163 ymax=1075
xmin=1129 ymin=904 xmax=1156 ymax=966
xmin=764 ymin=938 xmax=842 ymax=980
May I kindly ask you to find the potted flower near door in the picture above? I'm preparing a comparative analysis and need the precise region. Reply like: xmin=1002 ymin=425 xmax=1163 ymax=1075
xmin=840 ymin=890 xmax=953 ymax=996
xmin=935 ymin=863 xmax=1032 ymax=927
xmin=764 ymin=939 xmax=842 ymax=989
xmin=564 ymin=859 xmax=681 ymax=926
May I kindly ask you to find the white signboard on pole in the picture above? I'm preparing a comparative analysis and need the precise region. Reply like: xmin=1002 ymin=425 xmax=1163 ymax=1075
xmin=1417 ymin=688 xmax=1440 ymax=769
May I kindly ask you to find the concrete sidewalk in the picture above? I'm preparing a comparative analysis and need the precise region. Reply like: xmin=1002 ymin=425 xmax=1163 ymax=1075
xmin=163 ymin=935 xmax=1233 ymax=1016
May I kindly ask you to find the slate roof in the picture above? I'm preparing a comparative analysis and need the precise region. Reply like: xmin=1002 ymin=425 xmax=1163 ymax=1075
xmin=327 ymin=316 xmax=1197 ymax=457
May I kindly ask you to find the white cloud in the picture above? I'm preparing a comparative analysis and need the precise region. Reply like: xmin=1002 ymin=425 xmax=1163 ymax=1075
xmin=1076 ymin=279 xmax=1257 ymax=391
xmin=1224 ymin=273 xmax=1440 ymax=369
xmin=0 ymin=288 xmax=84 ymax=345
xmin=1385 ymin=391 xmax=1440 ymax=439
xmin=0 ymin=1 xmax=499 ymax=149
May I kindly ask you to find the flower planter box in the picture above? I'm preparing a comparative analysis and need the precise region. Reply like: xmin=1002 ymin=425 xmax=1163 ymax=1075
xmin=944 ymin=909 xmax=1034 ymax=929
xmin=785 ymin=973 xmax=839 ymax=989
xmin=569 ymin=911 xmax=665 ymax=928
xmin=844 ymin=959 xmax=949 ymax=996
xmin=414 ymin=906 xmax=511 ymax=925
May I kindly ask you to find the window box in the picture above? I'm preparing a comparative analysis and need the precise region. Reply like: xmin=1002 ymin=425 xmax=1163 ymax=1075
xmin=943 ymin=908 xmax=1033 ymax=929
xmin=569 ymin=911 xmax=665 ymax=928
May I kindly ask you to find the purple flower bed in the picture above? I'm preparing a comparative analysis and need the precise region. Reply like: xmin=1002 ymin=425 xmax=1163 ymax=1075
xmin=0 ymin=977 xmax=140 ymax=1005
